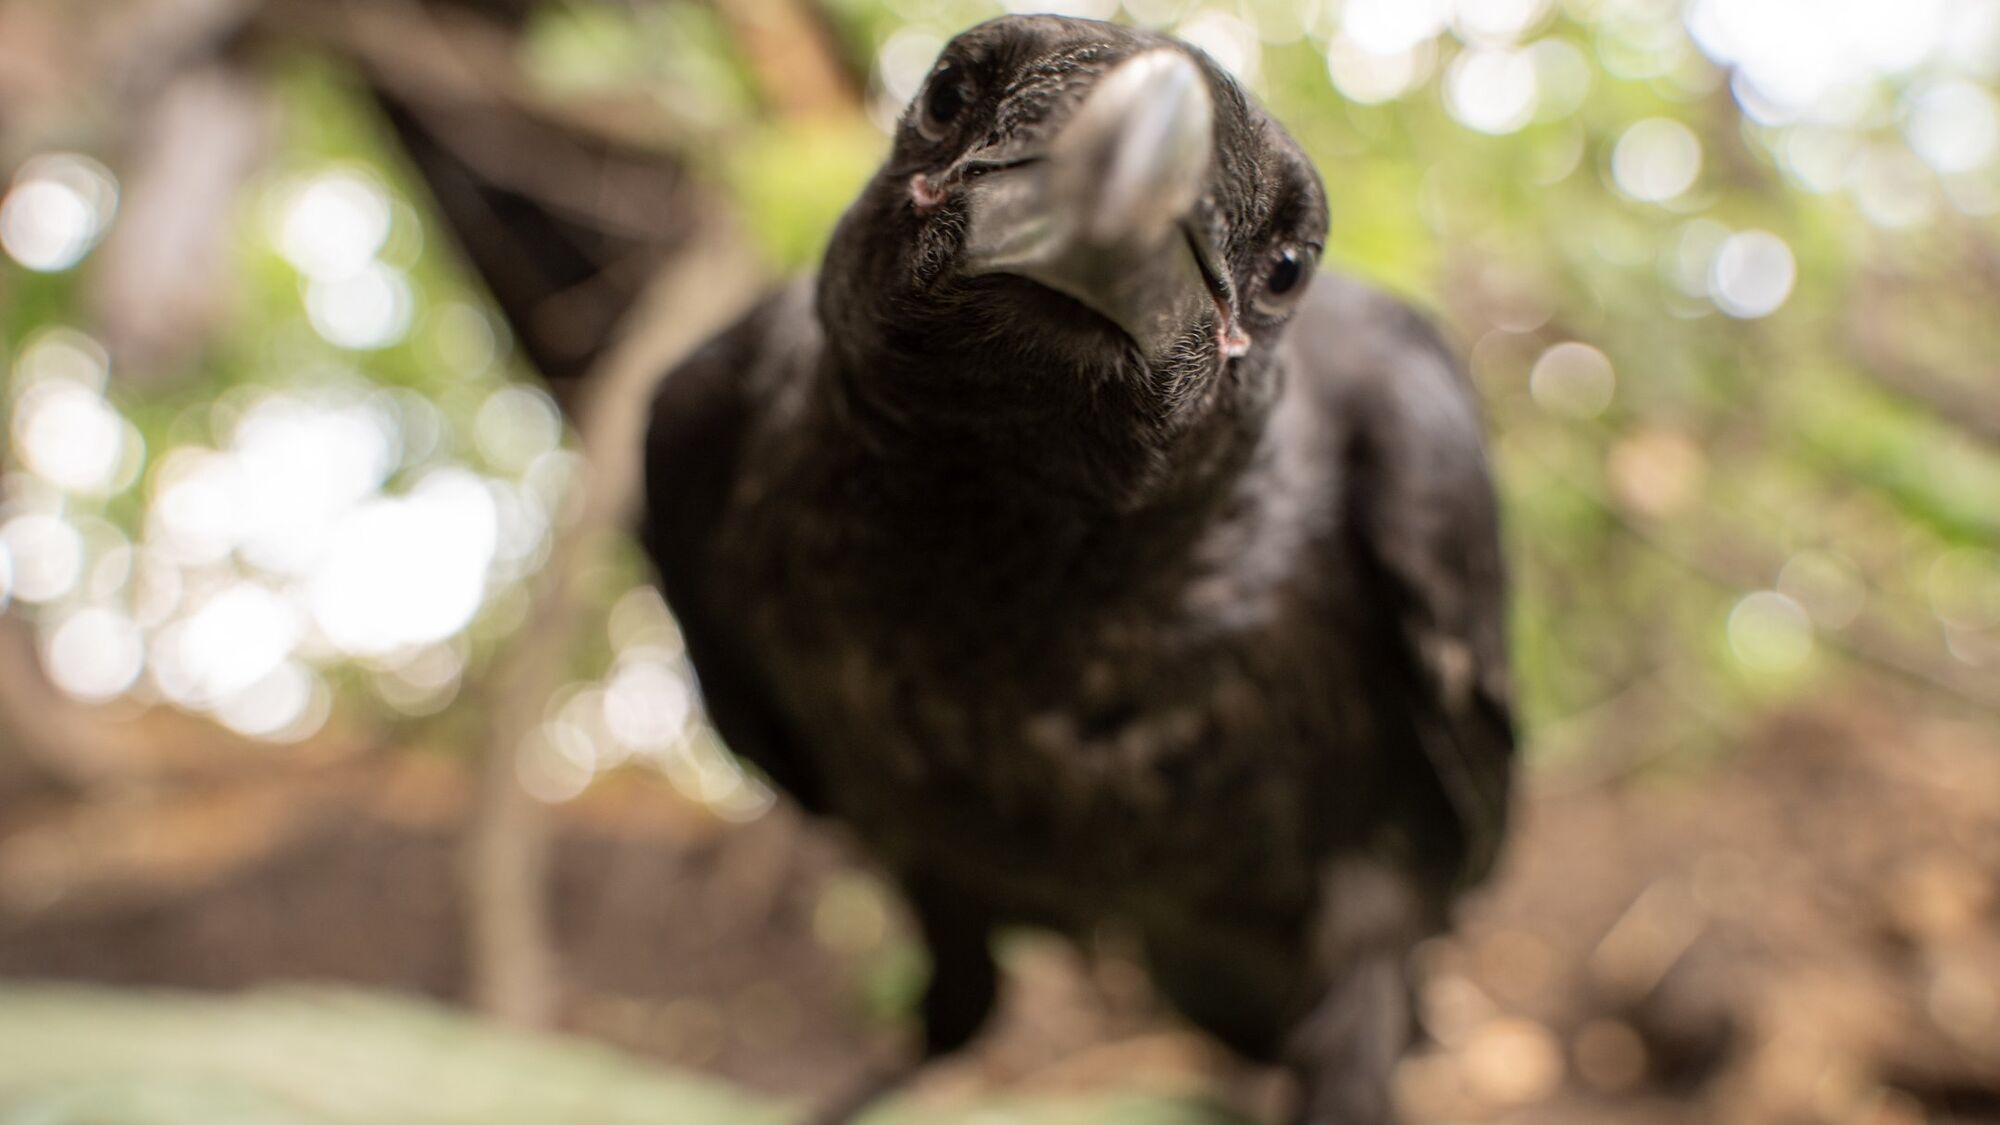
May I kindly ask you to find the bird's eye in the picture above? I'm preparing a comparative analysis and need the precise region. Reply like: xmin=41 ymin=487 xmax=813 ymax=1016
xmin=918 ymin=63 xmax=974 ymax=140
xmin=1254 ymin=245 xmax=1318 ymax=316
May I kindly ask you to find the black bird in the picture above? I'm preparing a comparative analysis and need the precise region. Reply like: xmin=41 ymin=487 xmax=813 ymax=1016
xmin=642 ymin=16 xmax=1513 ymax=1123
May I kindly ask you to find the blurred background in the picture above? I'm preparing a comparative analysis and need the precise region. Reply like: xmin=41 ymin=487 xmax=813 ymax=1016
xmin=1 ymin=0 xmax=1998 ymax=1122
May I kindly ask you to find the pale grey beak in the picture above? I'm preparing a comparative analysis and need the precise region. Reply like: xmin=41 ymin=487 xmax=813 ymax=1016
xmin=959 ymin=50 xmax=1224 ymax=359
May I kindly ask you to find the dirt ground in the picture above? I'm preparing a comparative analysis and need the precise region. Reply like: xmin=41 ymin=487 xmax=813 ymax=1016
xmin=1 ymin=686 xmax=1996 ymax=1124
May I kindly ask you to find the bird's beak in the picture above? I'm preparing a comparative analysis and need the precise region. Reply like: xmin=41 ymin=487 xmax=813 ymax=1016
xmin=956 ymin=50 xmax=1237 ymax=360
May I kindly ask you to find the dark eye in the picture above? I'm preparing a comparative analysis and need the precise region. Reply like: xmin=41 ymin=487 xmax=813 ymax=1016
xmin=1255 ymin=245 xmax=1318 ymax=316
xmin=918 ymin=63 xmax=973 ymax=139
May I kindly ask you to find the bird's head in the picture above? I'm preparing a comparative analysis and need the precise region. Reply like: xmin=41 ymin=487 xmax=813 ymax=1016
xmin=820 ymin=16 xmax=1329 ymax=470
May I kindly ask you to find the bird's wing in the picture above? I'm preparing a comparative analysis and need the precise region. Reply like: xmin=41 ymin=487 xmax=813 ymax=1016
xmin=641 ymin=281 xmax=825 ymax=812
xmin=1293 ymin=277 xmax=1518 ymax=891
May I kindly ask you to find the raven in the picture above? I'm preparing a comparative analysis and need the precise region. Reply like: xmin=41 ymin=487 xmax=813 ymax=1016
xmin=641 ymin=16 xmax=1513 ymax=1123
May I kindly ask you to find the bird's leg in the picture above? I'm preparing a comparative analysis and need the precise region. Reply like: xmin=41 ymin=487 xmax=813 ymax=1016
xmin=806 ymin=875 xmax=998 ymax=1125
xmin=1281 ymin=860 xmax=1425 ymax=1125
xmin=909 ymin=875 xmax=1001 ymax=1057
xmin=1282 ymin=950 xmax=1409 ymax=1125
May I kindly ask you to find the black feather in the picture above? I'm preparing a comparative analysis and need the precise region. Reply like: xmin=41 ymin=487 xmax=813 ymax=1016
xmin=640 ymin=17 xmax=1514 ymax=1123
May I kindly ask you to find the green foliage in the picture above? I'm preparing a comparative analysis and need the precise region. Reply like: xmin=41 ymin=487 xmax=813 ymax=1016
xmin=725 ymin=121 xmax=889 ymax=270
xmin=525 ymin=2 xmax=758 ymax=132
xmin=6 ymin=0 xmax=1998 ymax=779
xmin=0 ymin=987 xmax=1241 ymax=1125
xmin=0 ymin=987 xmax=780 ymax=1125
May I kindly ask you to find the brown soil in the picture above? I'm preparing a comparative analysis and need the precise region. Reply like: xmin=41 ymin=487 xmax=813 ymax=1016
xmin=1 ymin=690 xmax=1996 ymax=1123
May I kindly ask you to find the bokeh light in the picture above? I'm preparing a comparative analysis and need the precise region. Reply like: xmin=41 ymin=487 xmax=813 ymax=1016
xmin=1526 ymin=39 xmax=1591 ymax=121
xmin=1708 ymin=230 xmax=1796 ymax=318
xmin=0 ymin=514 xmax=84 ymax=605
xmin=1340 ymin=0 xmax=1450 ymax=55
xmin=14 ymin=327 xmax=110 ymax=391
xmin=1175 ymin=9 xmax=1262 ymax=82
xmin=518 ymin=722 xmax=597 ymax=803
xmin=1606 ymin=427 xmax=1706 ymax=518
xmin=1664 ymin=218 xmax=1729 ymax=298
xmin=1928 ymin=549 xmax=2000 ymax=632
xmin=152 ymin=581 xmax=302 ymax=709
xmin=149 ymin=449 xmax=246 ymax=567
xmin=1001 ymin=0 xmax=1116 ymax=17
xmin=228 ymin=392 xmax=401 ymax=576
xmin=1610 ymin=118 xmax=1702 ymax=204
xmin=0 ymin=153 xmax=118 ymax=272
xmin=1529 ymin=342 xmax=1615 ymax=419
xmin=308 ymin=469 xmax=499 ymax=657
xmin=12 ymin=382 xmax=134 ymax=496
xmin=1688 ymin=0 xmax=1946 ymax=123
xmin=475 ymin=386 xmax=565 ymax=475
xmin=1454 ymin=0 xmax=1550 ymax=44
xmin=1728 ymin=590 xmax=1815 ymax=676
xmin=1446 ymin=46 xmax=1539 ymax=135
xmin=664 ymin=729 xmax=775 ymax=822
xmin=1778 ymin=551 xmax=1867 ymax=630
xmin=1327 ymin=36 xmax=1434 ymax=104
xmin=43 ymin=608 xmax=146 ymax=703
xmin=604 ymin=657 xmax=693 ymax=754
xmin=1852 ymin=145 xmax=1937 ymax=228
xmin=429 ymin=302 xmax=504 ymax=377
xmin=213 ymin=660 xmax=327 ymax=741
xmin=1906 ymin=80 xmax=2000 ymax=174
xmin=2 ymin=157 xmax=569 ymax=734
xmin=276 ymin=170 xmax=393 ymax=282
xmin=373 ymin=641 xmax=467 ymax=716
xmin=306 ymin=262 xmax=416 ymax=351
xmin=270 ymin=168 xmax=419 ymax=351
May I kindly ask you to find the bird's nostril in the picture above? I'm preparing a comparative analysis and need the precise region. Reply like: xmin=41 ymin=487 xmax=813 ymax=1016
xmin=910 ymin=173 xmax=947 ymax=214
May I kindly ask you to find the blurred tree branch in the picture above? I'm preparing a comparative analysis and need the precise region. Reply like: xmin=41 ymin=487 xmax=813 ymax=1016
xmin=462 ymin=220 xmax=762 ymax=1027
xmin=90 ymin=62 xmax=273 ymax=383
xmin=0 ymin=617 xmax=108 ymax=798
xmin=242 ymin=0 xmax=787 ymax=1027
xmin=1564 ymin=472 xmax=2000 ymax=718
xmin=255 ymin=0 xmax=711 ymax=406
xmin=712 ymin=0 xmax=864 ymax=119
xmin=1846 ymin=322 xmax=2000 ymax=453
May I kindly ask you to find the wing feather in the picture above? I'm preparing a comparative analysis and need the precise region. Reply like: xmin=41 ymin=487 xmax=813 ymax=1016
xmin=1292 ymin=279 xmax=1518 ymax=890
xmin=641 ymin=283 xmax=825 ymax=811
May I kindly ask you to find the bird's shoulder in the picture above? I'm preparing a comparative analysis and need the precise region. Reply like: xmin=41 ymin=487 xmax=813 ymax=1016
xmin=1280 ymin=272 xmax=1485 ymax=460
xmin=1272 ymin=273 xmax=1500 ymax=616
xmin=1277 ymin=271 xmax=1517 ymax=891
xmin=641 ymin=277 xmax=828 ymax=809
xmin=1276 ymin=272 xmax=1497 ymax=568
xmin=643 ymin=278 xmax=819 ymax=542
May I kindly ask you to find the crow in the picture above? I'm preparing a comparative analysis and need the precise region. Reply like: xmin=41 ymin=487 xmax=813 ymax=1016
xmin=641 ymin=15 xmax=1514 ymax=1123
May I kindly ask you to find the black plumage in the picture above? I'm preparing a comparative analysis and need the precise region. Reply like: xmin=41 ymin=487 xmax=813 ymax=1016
xmin=641 ymin=16 xmax=1513 ymax=1123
